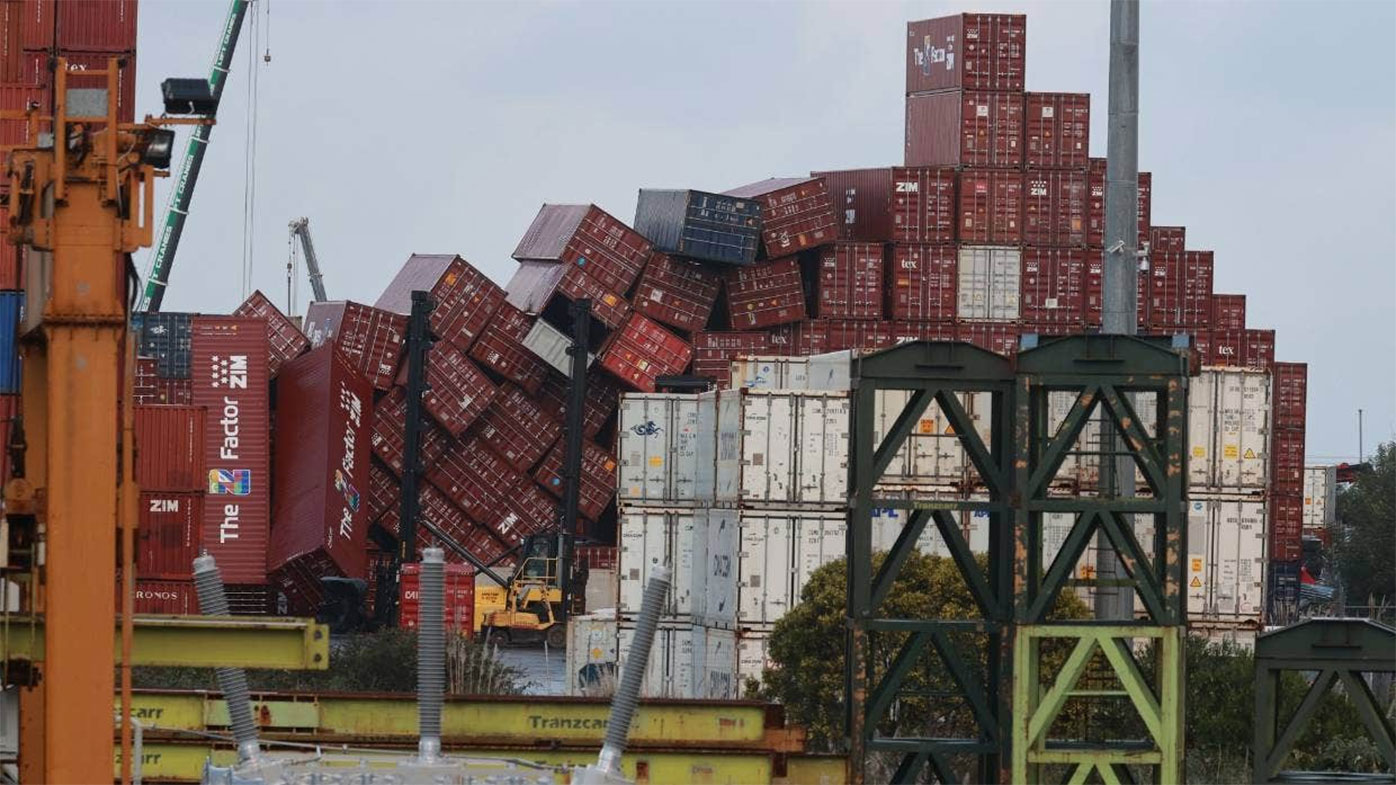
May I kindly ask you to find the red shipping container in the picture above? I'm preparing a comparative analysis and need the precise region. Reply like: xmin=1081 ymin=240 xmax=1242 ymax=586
xmin=725 ymin=256 xmax=806 ymax=330
xmin=370 ymin=387 xmax=449 ymax=477
xmin=957 ymin=322 xmax=1020 ymax=357
xmin=303 ymin=300 xmax=405 ymax=390
xmin=0 ymin=2 xmax=22 ymax=82
xmin=534 ymin=439 xmax=617 ymax=523
xmin=1087 ymin=159 xmax=1152 ymax=247
xmin=780 ymin=320 xmax=894 ymax=356
xmin=1211 ymin=294 xmax=1246 ymax=331
xmin=1082 ymin=253 xmax=1147 ymax=329
xmin=1021 ymin=247 xmax=1089 ymax=326
xmin=395 ymin=343 xmax=497 ymax=438
xmin=368 ymin=461 xmax=398 ymax=524
xmin=576 ymin=544 xmax=618 ymax=571
xmin=497 ymin=474 xmax=557 ymax=543
xmin=814 ymin=243 xmax=884 ymax=320
xmin=1268 ymin=492 xmax=1303 ymax=562
xmin=0 ymin=81 xmax=47 ymax=148
xmin=958 ymin=170 xmax=1023 ymax=245
xmin=1023 ymin=170 xmax=1088 ymax=247
xmin=906 ymin=90 xmax=1024 ymax=169
xmin=598 ymin=314 xmax=693 ymax=393
xmin=891 ymin=167 xmax=956 ymax=243
xmin=1271 ymin=362 xmax=1307 ymax=432
xmin=55 ymin=0 xmax=137 ymax=51
xmin=474 ymin=383 xmax=562 ymax=473
xmin=190 ymin=316 xmax=270 ymax=584
xmin=1025 ymin=92 xmax=1089 ymax=170
xmin=1150 ymin=226 xmax=1186 ymax=254
xmin=811 ymin=168 xmax=893 ymax=243
xmin=723 ymin=177 xmax=837 ymax=256
xmin=1205 ymin=329 xmax=1275 ymax=370
xmin=375 ymin=254 xmax=506 ymax=355
xmin=133 ymin=356 xmax=193 ymax=404
xmin=692 ymin=331 xmax=772 ymax=388
xmin=399 ymin=563 xmax=475 ymax=634
xmin=134 ymin=356 xmax=157 ymax=403
xmin=630 ymin=252 xmax=721 ymax=334
xmin=378 ymin=481 xmax=509 ymax=566
xmin=268 ymin=346 xmax=373 ymax=612
xmin=468 ymin=302 xmax=550 ymax=394
xmin=0 ymin=393 xmax=13 ymax=482
xmin=535 ymin=369 xmax=621 ymax=439
xmin=505 ymin=260 xmax=631 ymax=333
xmin=887 ymin=244 xmax=956 ymax=322
xmin=137 ymin=491 xmax=201 ymax=580
xmin=427 ymin=436 xmax=514 ymax=526
xmin=0 ymin=227 xmax=17 ymax=288
xmin=1271 ymin=431 xmax=1305 ymax=493
xmin=18 ymin=0 xmax=52 ymax=51
xmin=21 ymin=50 xmax=135 ymax=123
xmin=888 ymin=320 xmax=956 ymax=344
xmin=512 ymin=204 xmax=651 ymax=296
xmin=134 ymin=405 xmax=205 ymax=491
xmin=1149 ymin=250 xmax=1213 ymax=329
xmin=234 ymin=290 xmax=308 ymax=377
xmin=132 ymin=580 xmax=196 ymax=615
xmin=905 ymin=13 xmax=1026 ymax=94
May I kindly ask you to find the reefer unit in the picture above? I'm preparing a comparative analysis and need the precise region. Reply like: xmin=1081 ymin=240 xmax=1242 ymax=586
xmin=700 ymin=388 xmax=850 ymax=507
xmin=634 ymin=189 xmax=762 ymax=265
xmin=617 ymin=394 xmax=712 ymax=505
xmin=616 ymin=508 xmax=737 ymax=628
xmin=1186 ymin=497 xmax=1267 ymax=623
xmin=566 ymin=615 xmax=620 ymax=696
xmin=1302 ymin=466 xmax=1336 ymax=529
xmin=1188 ymin=368 xmax=1271 ymax=493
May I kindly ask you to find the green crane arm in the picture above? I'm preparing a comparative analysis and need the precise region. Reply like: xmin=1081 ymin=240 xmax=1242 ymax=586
xmin=137 ymin=0 xmax=252 ymax=313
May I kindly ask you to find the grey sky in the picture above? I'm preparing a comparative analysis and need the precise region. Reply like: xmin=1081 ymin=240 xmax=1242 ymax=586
xmin=134 ymin=0 xmax=1395 ymax=464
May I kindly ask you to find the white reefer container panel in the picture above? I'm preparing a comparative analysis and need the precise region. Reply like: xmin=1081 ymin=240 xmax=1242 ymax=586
xmin=869 ymin=498 xmax=992 ymax=560
xmin=957 ymin=246 xmax=1021 ymax=321
xmin=1187 ymin=497 xmax=1266 ymax=622
xmin=1046 ymin=390 xmax=1158 ymax=492
xmin=736 ymin=628 xmax=773 ymax=686
xmin=729 ymin=351 xmax=852 ymax=391
xmin=1303 ymin=465 xmax=1336 ymax=528
xmin=617 ymin=622 xmax=737 ymax=699
xmin=617 ymin=394 xmax=711 ymax=504
xmin=693 ymin=625 xmax=739 ymax=699
xmin=565 ymin=615 xmax=618 ymax=696
xmin=524 ymin=319 xmax=594 ymax=377
xmin=617 ymin=508 xmax=737 ymax=627
xmin=1188 ymin=369 xmax=1270 ymax=493
xmin=700 ymin=508 xmax=739 ymax=629
xmin=738 ymin=509 xmax=847 ymax=626
xmin=710 ymin=389 xmax=850 ymax=507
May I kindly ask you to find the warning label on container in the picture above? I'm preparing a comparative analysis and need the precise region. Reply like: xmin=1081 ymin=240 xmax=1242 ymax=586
xmin=648 ymin=456 xmax=663 ymax=467
xmin=1190 ymin=576 xmax=1202 ymax=588
xmin=919 ymin=419 xmax=935 ymax=434
xmin=1224 ymin=444 xmax=1239 ymax=459
xmin=1192 ymin=446 xmax=1206 ymax=458
xmin=1244 ymin=448 xmax=1257 ymax=459
xmin=1191 ymin=557 xmax=1204 ymax=573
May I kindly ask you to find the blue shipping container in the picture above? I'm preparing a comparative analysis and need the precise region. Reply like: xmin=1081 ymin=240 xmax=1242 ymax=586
xmin=634 ymin=189 xmax=762 ymax=265
xmin=1267 ymin=560 xmax=1300 ymax=616
xmin=133 ymin=311 xmax=194 ymax=379
xmin=0 ymin=291 xmax=22 ymax=394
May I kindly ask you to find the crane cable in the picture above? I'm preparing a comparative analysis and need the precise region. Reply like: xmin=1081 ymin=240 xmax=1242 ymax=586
xmin=238 ymin=3 xmax=261 ymax=299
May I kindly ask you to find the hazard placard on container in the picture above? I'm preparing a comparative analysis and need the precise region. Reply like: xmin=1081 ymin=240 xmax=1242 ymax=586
xmin=1189 ymin=576 xmax=1202 ymax=588
xmin=1192 ymin=446 xmax=1205 ymax=458
xmin=1224 ymin=444 xmax=1239 ymax=459
xmin=1244 ymin=447 xmax=1256 ymax=459
xmin=1191 ymin=557 xmax=1204 ymax=572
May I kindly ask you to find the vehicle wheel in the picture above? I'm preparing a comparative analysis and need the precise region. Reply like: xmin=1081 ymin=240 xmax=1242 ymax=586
xmin=545 ymin=624 xmax=566 ymax=649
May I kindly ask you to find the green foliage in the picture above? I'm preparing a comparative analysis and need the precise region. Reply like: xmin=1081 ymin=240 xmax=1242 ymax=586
xmin=1332 ymin=442 xmax=1395 ymax=609
xmin=132 ymin=628 xmax=521 ymax=695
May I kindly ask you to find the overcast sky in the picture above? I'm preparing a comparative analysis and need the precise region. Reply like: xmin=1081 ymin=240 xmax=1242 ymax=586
xmin=133 ymin=0 xmax=1395 ymax=464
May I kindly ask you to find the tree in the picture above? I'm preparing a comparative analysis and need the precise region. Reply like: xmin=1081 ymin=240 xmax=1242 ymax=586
xmin=1332 ymin=442 xmax=1395 ymax=611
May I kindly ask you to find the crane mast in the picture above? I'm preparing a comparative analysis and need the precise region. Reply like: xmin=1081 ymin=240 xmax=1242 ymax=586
xmin=289 ymin=217 xmax=328 ymax=303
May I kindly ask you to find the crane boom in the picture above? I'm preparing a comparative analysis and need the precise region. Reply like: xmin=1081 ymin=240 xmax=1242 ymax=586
xmin=289 ymin=217 xmax=328 ymax=302
xmin=137 ymin=0 xmax=252 ymax=313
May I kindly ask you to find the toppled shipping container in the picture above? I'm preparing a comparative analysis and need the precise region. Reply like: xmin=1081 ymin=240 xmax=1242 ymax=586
xmin=303 ymin=300 xmax=406 ymax=390
xmin=375 ymin=254 xmax=507 ymax=354
xmin=234 ymin=290 xmax=309 ymax=377
xmin=395 ymin=342 xmax=497 ymax=438
xmin=634 ymin=189 xmax=762 ymax=265
xmin=512 ymin=204 xmax=652 ymax=296
xmin=630 ymin=252 xmax=721 ymax=334
xmin=725 ymin=256 xmax=806 ymax=330
xmin=723 ymin=177 xmax=837 ymax=256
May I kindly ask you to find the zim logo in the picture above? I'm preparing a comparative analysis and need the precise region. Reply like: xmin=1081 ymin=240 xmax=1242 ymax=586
xmin=209 ymin=355 xmax=248 ymax=389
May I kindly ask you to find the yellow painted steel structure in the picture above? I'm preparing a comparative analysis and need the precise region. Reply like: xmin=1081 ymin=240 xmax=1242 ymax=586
xmin=0 ymin=614 xmax=330 ymax=669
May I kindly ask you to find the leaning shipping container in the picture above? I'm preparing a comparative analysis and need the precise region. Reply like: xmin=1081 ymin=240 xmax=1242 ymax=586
xmin=722 ymin=177 xmax=837 ymax=256
xmin=375 ymin=254 xmax=507 ymax=355
xmin=233 ymin=290 xmax=309 ymax=377
xmin=633 ymin=190 xmax=762 ymax=266
xmin=512 ymin=204 xmax=652 ymax=296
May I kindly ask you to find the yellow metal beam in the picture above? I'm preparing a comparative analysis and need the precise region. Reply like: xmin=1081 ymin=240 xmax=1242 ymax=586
xmin=2 ymin=615 xmax=329 ymax=669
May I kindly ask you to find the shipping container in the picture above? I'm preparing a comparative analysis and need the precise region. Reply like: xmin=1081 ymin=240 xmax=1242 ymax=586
xmin=1149 ymin=226 xmax=1186 ymax=254
xmin=474 ymin=383 xmax=562 ymax=473
xmin=1211 ymin=294 xmax=1246 ymax=331
xmin=630 ymin=252 xmax=721 ymax=334
xmin=906 ymin=90 xmax=1024 ymax=169
xmin=890 ymin=167 xmax=957 ymax=243
xmin=0 ymin=82 xmax=48 ymax=149
xmin=617 ymin=394 xmax=711 ymax=505
xmin=0 ymin=3 xmax=24 ymax=82
xmin=268 ymin=346 xmax=374 ymax=613
xmin=1039 ymin=389 xmax=1159 ymax=492
xmin=505 ymin=260 xmax=632 ymax=334
xmin=533 ymin=439 xmax=617 ymax=523
xmin=887 ymin=243 xmax=957 ymax=322
xmin=1269 ymin=493 xmax=1303 ymax=562
xmin=396 ymin=342 xmax=497 ymax=438
xmin=1270 ymin=362 xmax=1307 ymax=431
xmin=958 ymin=171 xmax=1023 ymax=245
xmin=1205 ymin=329 xmax=1275 ymax=370
xmin=375 ymin=254 xmax=506 ymax=355
xmin=905 ymin=13 xmax=1026 ymax=93
xmin=1187 ymin=497 xmax=1267 ymax=622
xmin=723 ymin=177 xmax=837 ymax=256
xmin=133 ymin=311 xmax=192 ymax=378
xmin=957 ymin=322 xmax=1021 ymax=358
xmin=134 ymin=405 xmax=205 ymax=491
xmin=496 ymin=473 xmax=557 ymax=543
xmin=303 ymin=300 xmax=405 ymax=390
xmin=522 ymin=318 xmax=594 ymax=378
xmin=1021 ymin=247 xmax=1088 ymax=325
xmin=737 ymin=509 xmax=844 ymax=626
xmin=775 ymin=320 xmax=897 ymax=356
xmin=1023 ymin=170 xmax=1088 ymax=247
xmin=54 ymin=0 xmax=136 ymax=51
xmin=736 ymin=628 xmax=772 ymax=686
xmin=704 ymin=388 xmax=849 ymax=507
xmin=617 ymin=621 xmax=738 ymax=700
xmin=724 ymin=256 xmax=806 ymax=330
xmin=1268 ymin=561 xmax=1300 ymax=615
xmin=190 ymin=316 xmax=270 ymax=585
xmin=1025 ymin=92 xmax=1089 ymax=170
xmin=1149 ymin=250 xmax=1213 ymax=330
xmin=1188 ymin=368 xmax=1271 ymax=493
xmin=427 ymin=436 xmax=515 ymax=527
xmin=1087 ymin=159 xmax=1152 ymax=247
xmin=399 ymin=563 xmax=475 ymax=634
xmin=0 ymin=393 xmax=14 ymax=482
xmin=20 ymin=50 xmax=136 ymax=123
xmin=957 ymin=245 xmax=1021 ymax=321
xmin=691 ymin=331 xmax=772 ymax=388
xmin=369 ymin=387 xmax=449 ymax=477
xmin=132 ymin=580 xmax=196 ymax=615
xmin=512 ymin=204 xmax=652 ymax=296
xmin=597 ymin=313 xmax=693 ymax=393
xmin=1271 ymin=430 xmax=1305 ymax=496
xmin=887 ymin=320 xmax=957 ymax=344
xmin=616 ymin=508 xmax=736 ymax=627
xmin=376 ymin=481 xmax=510 ymax=565
xmin=814 ymin=243 xmax=884 ymax=320
xmin=1302 ymin=466 xmax=1336 ymax=529
xmin=137 ymin=491 xmax=201 ymax=580
xmin=233 ymin=290 xmax=308 ymax=377
xmin=633 ymin=190 xmax=761 ymax=266
xmin=577 ymin=544 xmax=619 ymax=571
xmin=870 ymin=503 xmax=993 ymax=563
xmin=811 ymin=168 xmax=893 ymax=243
xmin=367 ymin=461 xmax=397 ymax=523
xmin=468 ymin=301 xmax=550 ymax=394
xmin=566 ymin=614 xmax=619 ymax=696
xmin=534 ymin=369 xmax=621 ymax=439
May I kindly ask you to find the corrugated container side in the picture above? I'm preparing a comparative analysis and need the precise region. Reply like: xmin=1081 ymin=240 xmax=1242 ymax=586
xmin=20 ymin=50 xmax=136 ymax=122
xmin=0 ymin=82 xmax=48 ymax=151
xmin=598 ymin=313 xmax=693 ymax=393
xmin=1020 ymin=247 xmax=1088 ymax=326
xmin=888 ymin=320 xmax=957 ymax=343
xmin=887 ymin=243 xmax=956 ymax=322
xmin=0 ymin=3 xmax=24 ymax=82
xmin=1302 ymin=466 xmax=1336 ymax=529
xmin=906 ymin=90 xmax=1024 ymax=169
xmin=634 ymin=190 xmax=761 ymax=266
xmin=534 ymin=369 xmax=621 ymax=439
xmin=1025 ymin=92 xmax=1089 ymax=170
xmin=474 ymin=383 xmax=562 ymax=473
xmin=1150 ymin=226 xmax=1186 ymax=253
xmin=714 ymin=389 xmax=849 ymax=506
xmin=737 ymin=509 xmax=845 ymax=626
xmin=1211 ymin=294 xmax=1246 ymax=331
xmin=1149 ymin=250 xmax=1213 ymax=329
xmin=523 ymin=319 xmax=595 ymax=378
xmin=1087 ymin=159 xmax=1152 ymax=247
xmin=1270 ymin=430 xmax=1305 ymax=495
xmin=905 ymin=13 xmax=1027 ymax=93
xmin=811 ymin=168 xmax=893 ymax=242
xmin=891 ymin=166 xmax=957 ymax=243
xmin=369 ymin=387 xmax=449 ymax=476
xmin=134 ymin=405 xmax=205 ymax=491
xmin=303 ymin=301 xmax=405 ymax=390
xmin=376 ymin=481 xmax=510 ymax=565
xmin=957 ymin=246 xmax=1021 ymax=321
xmin=617 ymin=394 xmax=711 ymax=504
xmin=814 ymin=243 xmax=885 ymax=321
xmin=132 ymin=579 xmax=196 ymax=615
xmin=399 ymin=563 xmax=475 ymax=633
xmin=691 ymin=331 xmax=772 ymax=388
xmin=375 ymin=254 xmax=507 ymax=355
xmin=0 ymin=393 xmax=13 ymax=481
xmin=54 ymin=0 xmax=136 ymax=51
xmin=1270 ymin=362 xmax=1307 ymax=431
xmin=496 ymin=472 xmax=557 ymax=543
xmin=191 ymin=316 xmax=270 ymax=584
xmin=1268 ymin=492 xmax=1303 ymax=562
xmin=505 ymin=261 xmax=632 ymax=333
xmin=1186 ymin=369 xmax=1271 ymax=493
xmin=725 ymin=256 xmax=806 ymax=330
xmin=133 ymin=311 xmax=192 ymax=379
xmin=468 ymin=302 xmax=550 ymax=394
xmin=367 ymin=460 xmax=397 ymax=523
xmin=957 ymin=322 xmax=1021 ymax=358
xmin=233 ymin=290 xmax=308 ymax=377
xmin=137 ymin=491 xmax=202 ymax=579
xmin=513 ymin=204 xmax=651 ymax=296
xmin=618 ymin=508 xmax=701 ymax=618
xmin=534 ymin=439 xmax=617 ymax=522
xmin=427 ymin=436 xmax=514 ymax=526
xmin=1023 ymin=170 xmax=1088 ymax=247
xmin=958 ymin=170 xmax=1024 ymax=245
xmin=630 ymin=252 xmax=721 ymax=334
xmin=724 ymin=177 xmax=837 ymax=256
xmin=397 ymin=342 xmax=497 ymax=437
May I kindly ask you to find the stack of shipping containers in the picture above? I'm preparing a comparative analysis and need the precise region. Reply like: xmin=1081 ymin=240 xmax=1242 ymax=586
xmin=1267 ymin=363 xmax=1308 ymax=617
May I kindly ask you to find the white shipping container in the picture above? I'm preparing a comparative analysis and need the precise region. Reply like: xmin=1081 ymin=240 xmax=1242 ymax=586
xmin=729 ymin=351 xmax=853 ymax=391
xmin=523 ymin=319 xmax=593 ymax=377
xmin=700 ymin=509 xmax=739 ymax=629
xmin=583 ymin=568 xmax=617 ymax=615
xmin=1187 ymin=497 xmax=1266 ymax=622
xmin=1188 ymin=369 xmax=1270 ymax=493
xmin=736 ymin=628 xmax=772 ymax=687
xmin=617 ymin=394 xmax=711 ymax=504
xmin=1046 ymin=390 xmax=1158 ymax=492
xmin=869 ymin=497 xmax=994 ymax=561
xmin=709 ymin=389 xmax=850 ymax=507
xmin=1303 ymin=465 xmax=1337 ymax=528
xmin=957 ymin=246 xmax=1021 ymax=321
xmin=616 ymin=508 xmax=737 ymax=628
xmin=565 ymin=615 xmax=618 ymax=697
xmin=738 ymin=509 xmax=845 ymax=626
xmin=617 ymin=622 xmax=737 ymax=699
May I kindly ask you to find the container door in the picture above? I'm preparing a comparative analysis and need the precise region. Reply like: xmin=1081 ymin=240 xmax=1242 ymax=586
xmin=703 ymin=509 xmax=738 ymax=628
xmin=617 ymin=512 xmax=649 ymax=616
xmin=737 ymin=513 xmax=769 ymax=624
xmin=713 ymin=389 xmax=742 ymax=503
xmin=674 ymin=512 xmax=700 ymax=617
xmin=1184 ymin=500 xmax=1212 ymax=617
xmin=1236 ymin=372 xmax=1270 ymax=490
xmin=1187 ymin=372 xmax=1215 ymax=489
xmin=989 ymin=248 xmax=1022 ymax=321
xmin=797 ymin=394 xmax=848 ymax=504
xmin=1236 ymin=499 xmax=1266 ymax=617
xmin=671 ymin=397 xmax=702 ymax=502
xmin=957 ymin=247 xmax=989 ymax=319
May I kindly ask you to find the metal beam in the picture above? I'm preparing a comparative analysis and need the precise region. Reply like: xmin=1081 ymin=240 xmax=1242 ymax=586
xmin=1 ymin=615 xmax=329 ymax=669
